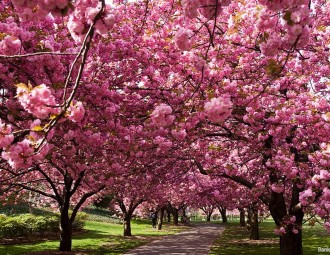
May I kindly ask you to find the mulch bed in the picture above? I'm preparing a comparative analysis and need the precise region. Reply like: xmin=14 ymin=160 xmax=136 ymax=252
xmin=0 ymin=230 xmax=87 ymax=245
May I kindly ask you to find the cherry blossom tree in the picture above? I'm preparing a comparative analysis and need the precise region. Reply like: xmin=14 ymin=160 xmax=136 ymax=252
xmin=0 ymin=1 xmax=330 ymax=255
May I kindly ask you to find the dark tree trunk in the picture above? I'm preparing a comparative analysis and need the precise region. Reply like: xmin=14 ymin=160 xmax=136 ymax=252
xmin=239 ymin=209 xmax=246 ymax=227
xmin=219 ymin=207 xmax=227 ymax=223
xmin=123 ymin=213 xmax=132 ymax=236
xmin=59 ymin=205 xmax=72 ymax=251
xmin=157 ymin=207 xmax=165 ymax=230
xmin=247 ymin=208 xmax=252 ymax=229
xmin=206 ymin=212 xmax=212 ymax=222
xmin=166 ymin=209 xmax=171 ymax=223
xmin=269 ymin=180 xmax=304 ymax=255
xmin=249 ymin=208 xmax=259 ymax=240
xmin=173 ymin=209 xmax=179 ymax=225
xmin=280 ymin=229 xmax=303 ymax=255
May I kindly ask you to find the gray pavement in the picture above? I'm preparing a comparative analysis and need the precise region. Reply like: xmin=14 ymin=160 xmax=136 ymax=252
xmin=123 ymin=223 xmax=225 ymax=255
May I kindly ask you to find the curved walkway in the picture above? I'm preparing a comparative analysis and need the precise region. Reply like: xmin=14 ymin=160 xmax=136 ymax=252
xmin=124 ymin=223 xmax=225 ymax=255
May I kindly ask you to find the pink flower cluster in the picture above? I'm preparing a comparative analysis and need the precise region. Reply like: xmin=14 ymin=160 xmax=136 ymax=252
xmin=200 ymin=0 xmax=231 ymax=19
xmin=17 ymin=84 xmax=59 ymax=119
xmin=68 ymin=101 xmax=85 ymax=123
xmin=182 ymin=0 xmax=200 ymax=19
xmin=150 ymin=104 xmax=175 ymax=127
xmin=299 ymin=188 xmax=315 ymax=206
xmin=67 ymin=1 xmax=116 ymax=43
xmin=271 ymin=183 xmax=285 ymax=193
xmin=153 ymin=136 xmax=173 ymax=152
xmin=0 ymin=121 xmax=14 ymax=148
xmin=11 ymin=0 xmax=69 ymax=21
xmin=175 ymin=28 xmax=193 ymax=51
xmin=258 ymin=0 xmax=309 ymax=12
xmin=2 ymin=138 xmax=51 ymax=169
xmin=274 ymin=226 xmax=286 ymax=236
xmin=325 ymin=222 xmax=330 ymax=233
xmin=204 ymin=96 xmax=233 ymax=123
xmin=182 ymin=0 xmax=231 ymax=19
xmin=0 ymin=36 xmax=21 ymax=55
xmin=258 ymin=2 xmax=312 ymax=56
xmin=171 ymin=129 xmax=187 ymax=141
xmin=1 ymin=139 xmax=34 ymax=169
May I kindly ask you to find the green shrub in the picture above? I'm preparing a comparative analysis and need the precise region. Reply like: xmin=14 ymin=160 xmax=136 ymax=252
xmin=0 ymin=210 xmax=88 ymax=239
xmin=0 ymin=214 xmax=60 ymax=238
xmin=0 ymin=217 xmax=27 ymax=238
xmin=45 ymin=215 xmax=59 ymax=232
xmin=71 ymin=211 xmax=88 ymax=231
xmin=0 ymin=214 xmax=7 ymax=222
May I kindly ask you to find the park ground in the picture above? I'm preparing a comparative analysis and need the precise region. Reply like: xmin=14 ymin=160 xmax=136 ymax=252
xmin=0 ymin=214 xmax=329 ymax=255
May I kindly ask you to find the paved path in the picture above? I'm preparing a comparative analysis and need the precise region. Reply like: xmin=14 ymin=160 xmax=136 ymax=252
xmin=124 ymin=223 xmax=225 ymax=255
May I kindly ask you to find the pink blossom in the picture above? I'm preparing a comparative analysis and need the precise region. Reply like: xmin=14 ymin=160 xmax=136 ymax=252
xmin=204 ymin=96 xmax=233 ymax=123
xmin=0 ymin=121 xmax=14 ymax=148
xmin=17 ymin=84 xmax=59 ymax=119
xmin=150 ymin=104 xmax=175 ymax=127
xmin=271 ymin=183 xmax=285 ymax=193
xmin=292 ymin=228 xmax=299 ymax=234
xmin=260 ymin=35 xmax=281 ymax=56
xmin=274 ymin=226 xmax=286 ymax=236
xmin=199 ymin=0 xmax=225 ymax=19
xmin=324 ymin=222 xmax=330 ymax=233
xmin=299 ymin=189 xmax=315 ymax=206
xmin=68 ymin=101 xmax=85 ymax=123
xmin=0 ymin=36 xmax=21 ymax=55
xmin=175 ymin=28 xmax=193 ymax=51
xmin=2 ymin=139 xmax=34 ymax=169
xmin=182 ymin=0 xmax=200 ymax=19
xmin=171 ymin=129 xmax=187 ymax=141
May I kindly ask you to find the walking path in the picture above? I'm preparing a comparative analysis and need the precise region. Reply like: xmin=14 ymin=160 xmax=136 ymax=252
xmin=124 ymin=223 xmax=225 ymax=255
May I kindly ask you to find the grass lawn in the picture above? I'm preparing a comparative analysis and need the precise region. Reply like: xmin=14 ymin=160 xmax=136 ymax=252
xmin=209 ymin=220 xmax=330 ymax=255
xmin=0 ymin=220 xmax=189 ymax=255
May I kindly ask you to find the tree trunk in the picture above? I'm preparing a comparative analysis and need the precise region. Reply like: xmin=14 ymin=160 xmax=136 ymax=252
xmin=206 ymin=212 xmax=212 ymax=222
xmin=269 ymin=180 xmax=304 ymax=255
xmin=59 ymin=206 xmax=72 ymax=251
xmin=123 ymin=213 xmax=132 ymax=236
xmin=166 ymin=209 xmax=171 ymax=223
xmin=239 ymin=209 xmax=245 ymax=227
xmin=157 ymin=208 xmax=165 ymax=230
xmin=249 ymin=208 xmax=259 ymax=240
xmin=247 ymin=208 xmax=252 ymax=229
xmin=280 ymin=229 xmax=303 ymax=255
xmin=173 ymin=209 xmax=179 ymax=225
xmin=219 ymin=207 xmax=228 ymax=223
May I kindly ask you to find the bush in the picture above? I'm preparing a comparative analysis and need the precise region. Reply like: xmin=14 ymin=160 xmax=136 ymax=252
xmin=71 ymin=211 xmax=88 ymax=231
xmin=0 ymin=210 xmax=88 ymax=239
xmin=0 ymin=217 xmax=27 ymax=238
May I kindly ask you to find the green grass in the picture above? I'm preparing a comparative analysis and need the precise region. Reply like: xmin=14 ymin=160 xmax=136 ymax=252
xmin=209 ymin=220 xmax=330 ymax=255
xmin=0 ymin=220 xmax=188 ymax=255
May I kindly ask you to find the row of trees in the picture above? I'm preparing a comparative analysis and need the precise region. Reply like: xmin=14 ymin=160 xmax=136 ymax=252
xmin=0 ymin=0 xmax=329 ymax=254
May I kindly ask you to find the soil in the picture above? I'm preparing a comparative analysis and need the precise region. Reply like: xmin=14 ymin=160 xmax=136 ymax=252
xmin=0 ymin=230 xmax=87 ymax=245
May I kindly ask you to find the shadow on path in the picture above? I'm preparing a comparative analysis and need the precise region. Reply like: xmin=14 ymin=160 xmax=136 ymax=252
xmin=124 ymin=223 xmax=225 ymax=255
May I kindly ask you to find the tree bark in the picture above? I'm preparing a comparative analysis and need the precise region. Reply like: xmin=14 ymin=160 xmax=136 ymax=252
xmin=269 ymin=181 xmax=304 ymax=255
xmin=59 ymin=205 xmax=72 ymax=251
xmin=249 ymin=208 xmax=259 ymax=240
xmin=219 ymin=207 xmax=228 ymax=223
xmin=166 ymin=209 xmax=171 ymax=223
xmin=123 ymin=213 xmax=132 ymax=236
xmin=173 ymin=209 xmax=179 ymax=225
xmin=206 ymin=212 xmax=212 ymax=222
xmin=157 ymin=207 xmax=165 ymax=230
xmin=239 ymin=209 xmax=246 ymax=227
xmin=280 ymin=229 xmax=303 ymax=255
